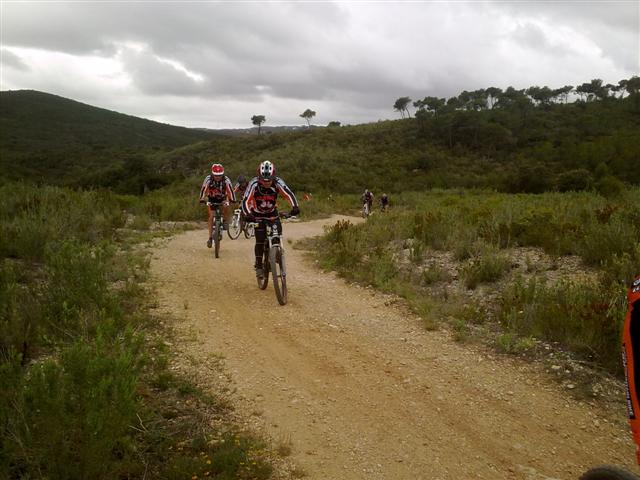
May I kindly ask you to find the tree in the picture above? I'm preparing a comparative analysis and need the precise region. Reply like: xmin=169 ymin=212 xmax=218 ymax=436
xmin=251 ymin=115 xmax=266 ymax=134
xmin=393 ymin=97 xmax=412 ymax=118
xmin=300 ymin=109 xmax=316 ymax=127
xmin=327 ymin=121 xmax=341 ymax=127
xmin=551 ymin=85 xmax=573 ymax=104
xmin=485 ymin=87 xmax=502 ymax=109
xmin=414 ymin=96 xmax=446 ymax=117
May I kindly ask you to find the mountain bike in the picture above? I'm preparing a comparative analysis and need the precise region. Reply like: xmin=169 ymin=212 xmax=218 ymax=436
xmin=255 ymin=213 xmax=292 ymax=305
xmin=227 ymin=208 xmax=242 ymax=240
xmin=579 ymin=466 xmax=638 ymax=480
xmin=207 ymin=202 xmax=224 ymax=258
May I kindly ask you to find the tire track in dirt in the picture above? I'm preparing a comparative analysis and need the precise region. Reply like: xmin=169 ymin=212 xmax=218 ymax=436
xmin=150 ymin=215 xmax=636 ymax=480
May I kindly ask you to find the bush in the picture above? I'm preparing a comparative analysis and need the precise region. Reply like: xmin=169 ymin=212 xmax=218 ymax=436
xmin=1 ymin=324 xmax=142 ymax=480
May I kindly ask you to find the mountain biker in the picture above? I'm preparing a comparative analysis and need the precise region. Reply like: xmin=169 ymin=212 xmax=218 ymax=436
xmin=234 ymin=175 xmax=249 ymax=199
xmin=361 ymin=189 xmax=374 ymax=212
xmin=199 ymin=163 xmax=236 ymax=248
xmin=241 ymin=160 xmax=300 ymax=279
xmin=380 ymin=193 xmax=389 ymax=212
xmin=623 ymin=275 xmax=640 ymax=463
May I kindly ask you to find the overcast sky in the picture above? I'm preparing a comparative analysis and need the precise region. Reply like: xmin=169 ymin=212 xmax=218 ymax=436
xmin=1 ymin=1 xmax=639 ymax=128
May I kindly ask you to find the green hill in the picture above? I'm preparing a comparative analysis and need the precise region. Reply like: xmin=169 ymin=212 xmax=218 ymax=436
xmin=0 ymin=90 xmax=217 ymax=190
xmin=159 ymin=95 xmax=640 ymax=195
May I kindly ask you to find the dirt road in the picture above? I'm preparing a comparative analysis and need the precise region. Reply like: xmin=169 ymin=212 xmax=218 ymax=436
xmin=150 ymin=216 xmax=636 ymax=480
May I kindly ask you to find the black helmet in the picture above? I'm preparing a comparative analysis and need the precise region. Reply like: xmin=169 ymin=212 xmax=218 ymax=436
xmin=237 ymin=175 xmax=247 ymax=185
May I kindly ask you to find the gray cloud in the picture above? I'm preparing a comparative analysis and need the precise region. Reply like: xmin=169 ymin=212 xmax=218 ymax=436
xmin=1 ymin=48 xmax=30 ymax=71
xmin=1 ymin=2 xmax=637 ymax=128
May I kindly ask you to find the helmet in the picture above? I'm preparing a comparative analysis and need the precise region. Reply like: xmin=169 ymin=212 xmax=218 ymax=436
xmin=237 ymin=175 xmax=247 ymax=185
xmin=258 ymin=161 xmax=275 ymax=181
xmin=211 ymin=163 xmax=224 ymax=176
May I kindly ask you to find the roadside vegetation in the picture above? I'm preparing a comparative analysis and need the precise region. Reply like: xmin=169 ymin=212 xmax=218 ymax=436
xmin=0 ymin=183 xmax=280 ymax=479
xmin=311 ymin=188 xmax=640 ymax=375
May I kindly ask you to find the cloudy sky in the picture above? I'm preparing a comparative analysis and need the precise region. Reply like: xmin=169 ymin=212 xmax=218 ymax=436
xmin=1 ymin=1 xmax=638 ymax=128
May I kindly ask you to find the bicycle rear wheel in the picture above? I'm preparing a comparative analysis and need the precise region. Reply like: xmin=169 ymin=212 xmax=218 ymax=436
xmin=214 ymin=218 xmax=221 ymax=258
xmin=257 ymin=248 xmax=269 ymax=290
xmin=580 ymin=465 xmax=639 ymax=480
xmin=227 ymin=213 xmax=241 ymax=239
xmin=270 ymin=246 xmax=287 ymax=305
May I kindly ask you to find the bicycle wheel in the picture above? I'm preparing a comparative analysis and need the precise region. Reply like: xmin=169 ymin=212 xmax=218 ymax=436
xmin=257 ymin=248 xmax=269 ymax=290
xmin=580 ymin=465 xmax=639 ymax=480
xmin=227 ymin=213 xmax=241 ymax=239
xmin=214 ymin=217 xmax=221 ymax=258
xmin=270 ymin=246 xmax=287 ymax=305
xmin=244 ymin=222 xmax=255 ymax=239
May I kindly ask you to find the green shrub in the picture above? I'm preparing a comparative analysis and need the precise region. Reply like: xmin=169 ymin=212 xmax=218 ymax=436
xmin=1 ymin=324 xmax=142 ymax=480
xmin=461 ymin=246 xmax=511 ymax=289
xmin=499 ymin=277 xmax=627 ymax=372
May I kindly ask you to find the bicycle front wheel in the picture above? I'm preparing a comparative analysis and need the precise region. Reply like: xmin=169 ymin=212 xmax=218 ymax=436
xmin=257 ymin=248 xmax=269 ymax=290
xmin=214 ymin=218 xmax=221 ymax=258
xmin=244 ymin=222 xmax=255 ymax=239
xmin=580 ymin=465 xmax=639 ymax=480
xmin=227 ymin=214 xmax=241 ymax=239
xmin=270 ymin=246 xmax=287 ymax=305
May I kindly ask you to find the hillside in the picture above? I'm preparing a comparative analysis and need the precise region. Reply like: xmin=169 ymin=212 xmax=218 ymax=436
xmin=159 ymin=95 xmax=640 ymax=195
xmin=0 ymin=90 xmax=217 ymax=190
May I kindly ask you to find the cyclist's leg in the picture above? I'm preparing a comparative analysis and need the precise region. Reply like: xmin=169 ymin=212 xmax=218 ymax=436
xmin=222 ymin=203 xmax=230 ymax=229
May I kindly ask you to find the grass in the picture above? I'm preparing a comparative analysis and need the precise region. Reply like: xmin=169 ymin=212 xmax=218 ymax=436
xmin=0 ymin=183 xmax=281 ymax=479
xmin=312 ymin=188 xmax=640 ymax=374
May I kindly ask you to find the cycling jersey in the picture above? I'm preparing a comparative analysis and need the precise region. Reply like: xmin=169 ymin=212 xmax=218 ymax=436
xmin=241 ymin=177 xmax=298 ymax=217
xmin=380 ymin=195 xmax=389 ymax=205
xmin=623 ymin=276 xmax=640 ymax=463
xmin=362 ymin=192 xmax=374 ymax=204
xmin=200 ymin=174 xmax=235 ymax=203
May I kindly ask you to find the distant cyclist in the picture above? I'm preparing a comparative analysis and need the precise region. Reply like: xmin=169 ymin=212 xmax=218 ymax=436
xmin=234 ymin=175 xmax=249 ymax=200
xmin=241 ymin=160 xmax=300 ymax=279
xmin=199 ymin=163 xmax=235 ymax=248
xmin=361 ymin=189 xmax=374 ymax=214
xmin=380 ymin=193 xmax=389 ymax=212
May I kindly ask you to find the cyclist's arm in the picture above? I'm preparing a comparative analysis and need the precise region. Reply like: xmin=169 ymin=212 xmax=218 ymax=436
xmin=199 ymin=175 xmax=210 ymax=201
xmin=275 ymin=178 xmax=299 ymax=208
xmin=241 ymin=180 xmax=257 ymax=216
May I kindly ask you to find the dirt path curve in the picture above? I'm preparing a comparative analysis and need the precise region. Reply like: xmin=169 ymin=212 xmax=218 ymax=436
xmin=150 ymin=216 xmax=636 ymax=480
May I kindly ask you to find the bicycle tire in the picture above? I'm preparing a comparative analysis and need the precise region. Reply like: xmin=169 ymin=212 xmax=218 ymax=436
xmin=227 ymin=213 xmax=241 ymax=239
xmin=257 ymin=248 xmax=269 ymax=290
xmin=270 ymin=246 xmax=287 ymax=305
xmin=214 ymin=217 xmax=221 ymax=258
xmin=580 ymin=465 xmax=639 ymax=480
xmin=244 ymin=222 xmax=255 ymax=239
xmin=362 ymin=203 xmax=369 ymax=218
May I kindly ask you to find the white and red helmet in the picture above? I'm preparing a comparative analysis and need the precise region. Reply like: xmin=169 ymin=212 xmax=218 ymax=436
xmin=211 ymin=163 xmax=224 ymax=177
xmin=258 ymin=160 xmax=275 ymax=181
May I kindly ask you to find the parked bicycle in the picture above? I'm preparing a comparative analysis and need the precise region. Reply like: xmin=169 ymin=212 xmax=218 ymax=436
xmin=254 ymin=213 xmax=293 ymax=305
xmin=207 ymin=201 xmax=224 ymax=258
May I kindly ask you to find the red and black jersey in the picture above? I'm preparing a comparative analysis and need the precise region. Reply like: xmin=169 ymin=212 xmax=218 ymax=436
xmin=623 ymin=275 xmax=640 ymax=463
xmin=241 ymin=177 xmax=298 ymax=217
xmin=200 ymin=174 xmax=235 ymax=203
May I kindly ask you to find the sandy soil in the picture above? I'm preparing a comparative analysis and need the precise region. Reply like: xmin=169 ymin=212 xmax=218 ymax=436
xmin=149 ymin=215 xmax=637 ymax=480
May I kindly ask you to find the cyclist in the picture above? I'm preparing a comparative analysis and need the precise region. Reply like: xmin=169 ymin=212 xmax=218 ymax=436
xmin=199 ymin=163 xmax=235 ymax=248
xmin=361 ymin=189 xmax=374 ymax=214
xmin=234 ymin=175 xmax=249 ymax=199
xmin=380 ymin=193 xmax=389 ymax=212
xmin=241 ymin=160 xmax=300 ymax=279
xmin=623 ymin=275 xmax=640 ymax=463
